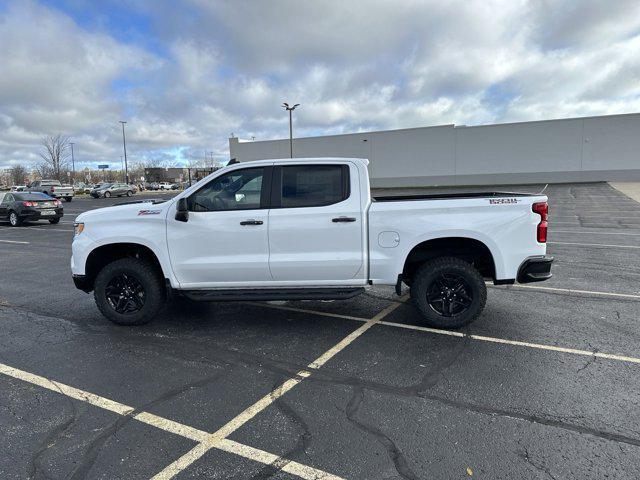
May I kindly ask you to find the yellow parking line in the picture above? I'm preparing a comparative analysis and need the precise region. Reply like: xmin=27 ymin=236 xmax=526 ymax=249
xmin=151 ymin=297 xmax=408 ymax=479
xmin=0 ymin=362 xmax=342 ymax=480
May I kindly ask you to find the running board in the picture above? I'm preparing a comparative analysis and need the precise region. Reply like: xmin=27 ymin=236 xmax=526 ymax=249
xmin=180 ymin=287 xmax=365 ymax=302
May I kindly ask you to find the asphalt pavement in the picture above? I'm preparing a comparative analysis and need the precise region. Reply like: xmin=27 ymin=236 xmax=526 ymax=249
xmin=0 ymin=184 xmax=639 ymax=479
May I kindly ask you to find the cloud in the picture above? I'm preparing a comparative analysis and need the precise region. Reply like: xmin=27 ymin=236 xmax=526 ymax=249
xmin=1 ymin=0 xmax=640 ymax=171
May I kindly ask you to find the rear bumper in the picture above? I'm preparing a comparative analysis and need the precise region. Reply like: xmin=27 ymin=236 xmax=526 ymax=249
xmin=517 ymin=255 xmax=554 ymax=283
xmin=20 ymin=209 xmax=64 ymax=220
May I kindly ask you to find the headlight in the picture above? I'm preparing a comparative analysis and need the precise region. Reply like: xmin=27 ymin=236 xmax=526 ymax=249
xmin=74 ymin=222 xmax=85 ymax=236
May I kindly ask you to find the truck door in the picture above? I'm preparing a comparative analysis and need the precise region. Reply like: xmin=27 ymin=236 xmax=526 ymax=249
xmin=166 ymin=166 xmax=272 ymax=287
xmin=268 ymin=163 xmax=364 ymax=283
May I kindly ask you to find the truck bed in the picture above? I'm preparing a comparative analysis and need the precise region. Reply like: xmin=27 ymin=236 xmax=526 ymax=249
xmin=373 ymin=191 xmax=537 ymax=202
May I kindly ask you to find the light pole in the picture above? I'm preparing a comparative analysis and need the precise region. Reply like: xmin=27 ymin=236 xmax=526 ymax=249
xmin=119 ymin=121 xmax=129 ymax=184
xmin=282 ymin=102 xmax=300 ymax=158
xmin=69 ymin=142 xmax=76 ymax=185
xmin=120 ymin=156 xmax=124 ymax=181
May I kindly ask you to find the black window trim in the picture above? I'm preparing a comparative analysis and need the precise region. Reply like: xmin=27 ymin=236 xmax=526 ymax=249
xmin=270 ymin=163 xmax=350 ymax=210
xmin=186 ymin=165 xmax=272 ymax=212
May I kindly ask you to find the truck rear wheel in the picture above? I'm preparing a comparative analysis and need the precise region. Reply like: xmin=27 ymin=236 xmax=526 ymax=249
xmin=410 ymin=257 xmax=486 ymax=329
xmin=93 ymin=258 xmax=165 ymax=325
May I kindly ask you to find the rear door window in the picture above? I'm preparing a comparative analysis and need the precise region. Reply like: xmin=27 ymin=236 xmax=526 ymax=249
xmin=280 ymin=165 xmax=348 ymax=208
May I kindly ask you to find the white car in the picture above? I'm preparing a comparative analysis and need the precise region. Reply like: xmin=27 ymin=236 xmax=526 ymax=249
xmin=71 ymin=157 xmax=552 ymax=326
xmin=158 ymin=182 xmax=174 ymax=190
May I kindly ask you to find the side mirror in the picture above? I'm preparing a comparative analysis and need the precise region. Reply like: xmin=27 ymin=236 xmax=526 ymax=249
xmin=175 ymin=197 xmax=189 ymax=222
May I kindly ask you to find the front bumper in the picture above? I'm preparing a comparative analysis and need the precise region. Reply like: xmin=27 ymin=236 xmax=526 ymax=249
xmin=517 ymin=255 xmax=554 ymax=283
xmin=72 ymin=274 xmax=92 ymax=293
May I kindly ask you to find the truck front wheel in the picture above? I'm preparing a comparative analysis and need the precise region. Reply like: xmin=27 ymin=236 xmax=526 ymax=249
xmin=93 ymin=258 xmax=165 ymax=325
xmin=410 ymin=257 xmax=486 ymax=329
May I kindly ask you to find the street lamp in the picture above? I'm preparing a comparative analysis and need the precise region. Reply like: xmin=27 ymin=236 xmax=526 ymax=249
xmin=119 ymin=121 xmax=129 ymax=184
xmin=282 ymin=102 xmax=300 ymax=158
xmin=69 ymin=142 xmax=75 ymax=185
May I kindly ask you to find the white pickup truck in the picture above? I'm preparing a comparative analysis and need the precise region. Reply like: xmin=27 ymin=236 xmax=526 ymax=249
xmin=26 ymin=179 xmax=74 ymax=201
xmin=71 ymin=158 xmax=552 ymax=327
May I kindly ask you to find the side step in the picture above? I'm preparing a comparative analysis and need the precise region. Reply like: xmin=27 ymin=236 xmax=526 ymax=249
xmin=180 ymin=287 xmax=365 ymax=302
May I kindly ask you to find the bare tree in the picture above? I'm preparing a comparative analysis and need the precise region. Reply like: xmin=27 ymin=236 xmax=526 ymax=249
xmin=39 ymin=134 xmax=71 ymax=180
xmin=10 ymin=164 xmax=28 ymax=185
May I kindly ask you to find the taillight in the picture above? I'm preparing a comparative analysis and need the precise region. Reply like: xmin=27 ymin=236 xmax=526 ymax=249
xmin=532 ymin=202 xmax=548 ymax=243
xmin=22 ymin=201 xmax=37 ymax=207
xmin=54 ymin=200 xmax=62 ymax=206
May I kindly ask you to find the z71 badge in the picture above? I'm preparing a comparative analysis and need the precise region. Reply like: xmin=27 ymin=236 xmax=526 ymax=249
xmin=489 ymin=198 xmax=519 ymax=205
xmin=138 ymin=209 xmax=161 ymax=215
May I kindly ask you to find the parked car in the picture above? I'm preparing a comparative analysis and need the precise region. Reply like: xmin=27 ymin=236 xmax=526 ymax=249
xmin=170 ymin=183 xmax=181 ymax=190
xmin=11 ymin=185 xmax=26 ymax=192
xmin=0 ymin=191 xmax=63 ymax=226
xmin=26 ymin=179 xmax=74 ymax=202
xmin=158 ymin=182 xmax=174 ymax=190
xmin=72 ymin=157 xmax=553 ymax=326
xmin=146 ymin=182 xmax=160 ymax=191
xmin=90 ymin=183 xmax=135 ymax=198
xmin=73 ymin=182 xmax=91 ymax=194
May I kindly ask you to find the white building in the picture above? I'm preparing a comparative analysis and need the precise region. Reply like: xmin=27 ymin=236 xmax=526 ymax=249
xmin=229 ymin=112 xmax=640 ymax=188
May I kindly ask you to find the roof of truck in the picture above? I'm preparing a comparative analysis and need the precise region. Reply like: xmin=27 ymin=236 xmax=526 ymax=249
xmin=233 ymin=157 xmax=369 ymax=167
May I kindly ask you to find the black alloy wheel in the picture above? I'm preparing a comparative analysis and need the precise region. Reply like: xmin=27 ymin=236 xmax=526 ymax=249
xmin=104 ymin=273 xmax=146 ymax=314
xmin=93 ymin=257 xmax=165 ymax=325
xmin=410 ymin=256 xmax=487 ymax=329
xmin=426 ymin=272 xmax=473 ymax=317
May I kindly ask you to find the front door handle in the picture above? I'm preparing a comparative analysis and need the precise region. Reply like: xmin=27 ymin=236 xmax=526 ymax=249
xmin=240 ymin=219 xmax=263 ymax=226
xmin=332 ymin=216 xmax=356 ymax=223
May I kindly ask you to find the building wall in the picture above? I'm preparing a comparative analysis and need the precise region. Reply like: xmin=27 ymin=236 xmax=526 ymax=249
xmin=229 ymin=112 xmax=640 ymax=187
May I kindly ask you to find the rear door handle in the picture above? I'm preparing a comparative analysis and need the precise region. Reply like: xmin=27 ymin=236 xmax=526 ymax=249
xmin=240 ymin=219 xmax=263 ymax=226
xmin=332 ymin=216 xmax=356 ymax=223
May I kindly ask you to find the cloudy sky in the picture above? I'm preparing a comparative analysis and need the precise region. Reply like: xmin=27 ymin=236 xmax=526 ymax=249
xmin=1 ymin=0 xmax=640 ymax=170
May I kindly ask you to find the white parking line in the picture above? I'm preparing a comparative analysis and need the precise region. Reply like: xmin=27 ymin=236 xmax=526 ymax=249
xmin=249 ymin=297 xmax=640 ymax=366
xmin=151 ymin=299 xmax=406 ymax=480
xmin=551 ymin=230 xmax=640 ymax=236
xmin=0 ymin=239 xmax=30 ymax=244
xmin=4 ymin=226 xmax=74 ymax=233
xmin=0 ymin=362 xmax=344 ymax=480
xmin=376 ymin=322 xmax=640 ymax=364
xmin=548 ymin=241 xmax=640 ymax=249
xmin=553 ymin=216 xmax=640 ymax=220
xmin=496 ymin=284 xmax=640 ymax=299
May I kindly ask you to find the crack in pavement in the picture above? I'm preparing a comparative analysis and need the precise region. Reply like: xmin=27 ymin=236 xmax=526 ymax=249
xmin=248 ymin=376 xmax=313 ymax=480
xmin=63 ymin=371 xmax=226 ymax=480
xmin=345 ymin=386 xmax=420 ymax=480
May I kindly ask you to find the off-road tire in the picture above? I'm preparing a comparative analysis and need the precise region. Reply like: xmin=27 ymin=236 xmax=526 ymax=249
xmin=65 ymin=197 xmax=72 ymax=202
xmin=94 ymin=258 xmax=165 ymax=326
xmin=410 ymin=256 xmax=486 ymax=329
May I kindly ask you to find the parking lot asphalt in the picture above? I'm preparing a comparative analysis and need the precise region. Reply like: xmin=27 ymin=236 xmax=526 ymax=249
xmin=0 ymin=183 xmax=639 ymax=479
